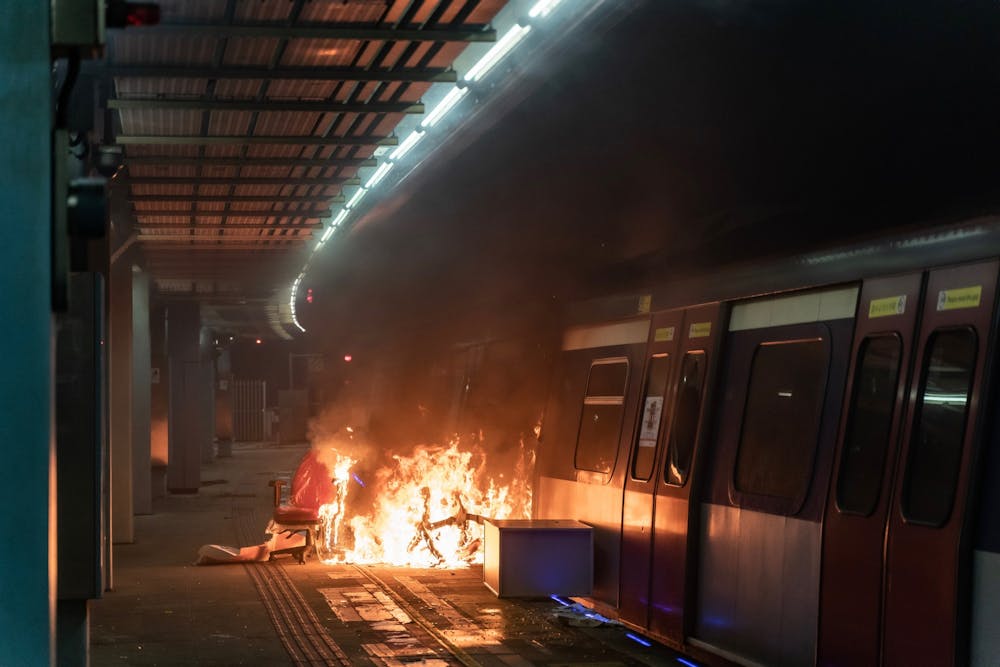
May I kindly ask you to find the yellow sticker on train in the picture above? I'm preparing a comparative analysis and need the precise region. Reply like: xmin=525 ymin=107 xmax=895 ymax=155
xmin=654 ymin=326 xmax=674 ymax=342
xmin=638 ymin=295 xmax=652 ymax=314
xmin=689 ymin=322 xmax=712 ymax=338
xmin=937 ymin=285 xmax=982 ymax=311
xmin=869 ymin=295 xmax=907 ymax=318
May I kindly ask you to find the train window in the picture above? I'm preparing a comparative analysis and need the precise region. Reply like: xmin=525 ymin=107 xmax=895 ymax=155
xmin=631 ymin=354 xmax=671 ymax=481
xmin=575 ymin=358 xmax=629 ymax=474
xmin=836 ymin=335 xmax=903 ymax=516
xmin=665 ymin=351 xmax=707 ymax=486
xmin=902 ymin=328 xmax=977 ymax=527
xmin=734 ymin=338 xmax=828 ymax=502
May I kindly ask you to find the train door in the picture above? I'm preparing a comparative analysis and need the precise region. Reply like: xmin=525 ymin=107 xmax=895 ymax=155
xmin=817 ymin=273 xmax=922 ymax=667
xmin=691 ymin=285 xmax=856 ymax=667
xmin=619 ymin=310 xmax=683 ymax=630
xmin=882 ymin=260 xmax=998 ymax=666
xmin=648 ymin=303 xmax=721 ymax=646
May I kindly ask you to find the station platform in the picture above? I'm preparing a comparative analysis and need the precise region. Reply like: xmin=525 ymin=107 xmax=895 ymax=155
xmin=90 ymin=443 xmax=693 ymax=666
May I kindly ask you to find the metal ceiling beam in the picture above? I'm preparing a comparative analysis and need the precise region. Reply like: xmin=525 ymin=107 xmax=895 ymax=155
xmin=131 ymin=209 xmax=330 ymax=217
xmin=104 ymin=64 xmax=457 ymax=83
xmin=116 ymin=134 xmax=396 ymax=146
xmin=124 ymin=156 xmax=376 ymax=167
xmin=127 ymin=195 xmax=344 ymax=203
xmin=123 ymin=176 xmax=360 ymax=186
xmin=136 ymin=223 xmax=323 ymax=230
xmin=117 ymin=24 xmax=496 ymax=42
xmin=108 ymin=99 xmax=423 ymax=114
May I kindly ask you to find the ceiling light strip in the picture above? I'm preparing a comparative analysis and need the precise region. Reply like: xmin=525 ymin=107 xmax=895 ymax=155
xmin=289 ymin=1 xmax=574 ymax=334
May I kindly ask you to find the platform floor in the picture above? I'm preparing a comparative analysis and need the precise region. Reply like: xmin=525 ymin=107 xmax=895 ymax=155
xmin=91 ymin=443 xmax=693 ymax=666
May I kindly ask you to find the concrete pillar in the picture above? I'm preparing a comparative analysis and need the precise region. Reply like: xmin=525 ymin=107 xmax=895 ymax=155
xmin=131 ymin=270 xmax=151 ymax=515
xmin=149 ymin=305 xmax=169 ymax=498
xmin=166 ymin=303 xmax=213 ymax=492
xmin=0 ymin=4 xmax=55 ymax=663
xmin=108 ymin=259 xmax=135 ymax=543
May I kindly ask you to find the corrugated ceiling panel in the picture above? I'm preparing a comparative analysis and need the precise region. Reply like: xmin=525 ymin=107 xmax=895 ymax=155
xmin=383 ymin=0 xmax=414 ymax=24
xmin=281 ymin=39 xmax=362 ymax=67
xmin=239 ymin=166 xmax=294 ymax=178
xmin=134 ymin=215 xmax=189 ymax=224
xmin=333 ymin=82 xmax=361 ymax=103
xmin=194 ymin=203 xmax=227 ymax=211
xmin=245 ymin=145 xmax=309 ymax=158
xmin=133 ymin=201 xmax=192 ymax=212
xmin=157 ymin=0 xmax=227 ymax=21
xmin=254 ymin=112 xmax=321 ymax=135
xmin=196 ymin=184 xmax=232 ymax=196
xmin=465 ymin=0 xmax=505 ymax=24
xmin=229 ymin=201 xmax=277 ymax=212
xmin=350 ymin=114 xmax=381 ymax=136
xmin=427 ymin=42 xmax=467 ymax=68
xmin=234 ymin=0 xmax=292 ymax=22
xmin=115 ymin=77 xmax=206 ymax=98
xmin=371 ymin=113 xmax=405 ymax=136
xmin=200 ymin=166 xmax=239 ymax=178
xmin=192 ymin=216 xmax=223 ymax=223
xmin=354 ymin=41 xmax=384 ymax=68
xmin=222 ymin=215 xmax=270 ymax=223
xmin=313 ymin=112 xmax=338 ymax=136
xmin=410 ymin=0 xmax=444 ymax=25
xmin=118 ymin=108 xmax=203 ymax=135
xmin=233 ymin=184 xmax=283 ymax=197
xmin=378 ymin=41 xmax=412 ymax=69
xmin=402 ymin=42 xmax=435 ymax=67
xmin=299 ymin=1 xmax=388 ymax=23
xmin=353 ymin=81 xmax=380 ymax=102
xmin=215 ymin=79 xmax=263 ymax=100
xmin=208 ymin=110 xmax=254 ymax=135
xmin=437 ymin=0 xmax=467 ymax=24
xmin=399 ymin=82 xmax=430 ymax=102
xmin=130 ymin=184 xmax=194 ymax=196
xmin=202 ymin=145 xmax=244 ymax=158
xmin=266 ymin=80 xmax=337 ymax=101
xmin=223 ymin=37 xmax=280 ymax=66
xmin=125 ymin=145 xmax=200 ymax=158
xmin=377 ymin=81 xmax=403 ymax=101
xmin=127 ymin=165 xmax=199 ymax=178
xmin=113 ymin=34 xmax=217 ymax=65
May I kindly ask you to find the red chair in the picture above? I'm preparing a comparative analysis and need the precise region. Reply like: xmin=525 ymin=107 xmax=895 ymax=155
xmin=268 ymin=450 xmax=334 ymax=563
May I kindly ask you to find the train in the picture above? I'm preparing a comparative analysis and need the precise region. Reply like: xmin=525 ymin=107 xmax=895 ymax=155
xmin=531 ymin=217 xmax=1000 ymax=667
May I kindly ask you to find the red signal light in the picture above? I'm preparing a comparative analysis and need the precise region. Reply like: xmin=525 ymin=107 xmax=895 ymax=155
xmin=255 ymin=338 xmax=262 ymax=345
xmin=306 ymin=288 xmax=313 ymax=304
xmin=344 ymin=354 xmax=352 ymax=362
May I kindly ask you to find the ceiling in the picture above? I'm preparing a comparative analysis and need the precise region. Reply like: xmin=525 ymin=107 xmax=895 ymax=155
xmin=102 ymin=0 xmax=508 ymax=338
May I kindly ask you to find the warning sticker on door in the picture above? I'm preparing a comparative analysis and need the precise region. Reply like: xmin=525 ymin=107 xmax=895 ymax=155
xmin=688 ymin=322 xmax=712 ymax=338
xmin=869 ymin=295 xmax=907 ymax=318
xmin=638 ymin=396 xmax=663 ymax=447
xmin=937 ymin=285 xmax=982 ymax=311
xmin=654 ymin=327 xmax=674 ymax=342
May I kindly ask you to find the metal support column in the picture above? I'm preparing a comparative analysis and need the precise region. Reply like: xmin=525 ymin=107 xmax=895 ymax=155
xmin=0 ymin=3 xmax=55 ymax=663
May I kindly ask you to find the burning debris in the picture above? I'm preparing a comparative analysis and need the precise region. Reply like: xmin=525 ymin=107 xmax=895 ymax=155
xmin=315 ymin=436 xmax=535 ymax=568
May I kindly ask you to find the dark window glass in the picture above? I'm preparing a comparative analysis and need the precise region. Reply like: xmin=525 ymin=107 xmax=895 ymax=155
xmin=575 ymin=359 xmax=629 ymax=474
xmin=631 ymin=355 xmax=671 ymax=481
xmin=902 ymin=328 xmax=977 ymax=527
xmin=836 ymin=335 xmax=903 ymax=515
xmin=586 ymin=361 xmax=629 ymax=397
xmin=665 ymin=351 xmax=707 ymax=486
xmin=734 ymin=339 xmax=828 ymax=501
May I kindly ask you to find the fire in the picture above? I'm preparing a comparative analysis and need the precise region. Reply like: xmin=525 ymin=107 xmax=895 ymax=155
xmin=317 ymin=453 xmax=355 ymax=558
xmin=315 ymin=437 xmax=534 ymax=568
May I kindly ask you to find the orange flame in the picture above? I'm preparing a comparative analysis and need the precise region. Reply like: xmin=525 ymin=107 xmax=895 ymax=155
xmin=317 ymin=437 xmax=533 ymax=568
